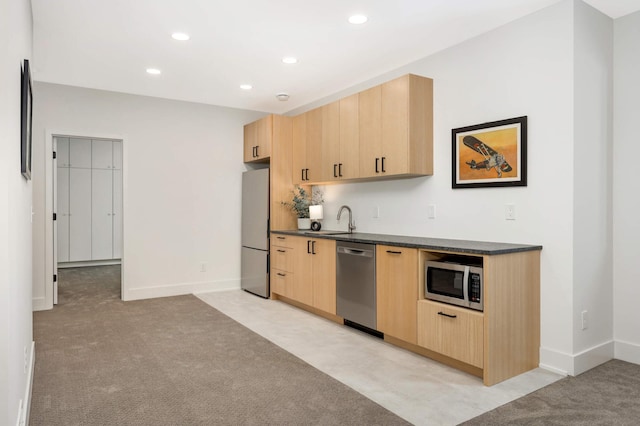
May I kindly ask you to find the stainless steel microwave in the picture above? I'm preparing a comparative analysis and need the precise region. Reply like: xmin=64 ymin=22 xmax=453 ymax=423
xmin=425 ymin=259 xmax=483 ymax=311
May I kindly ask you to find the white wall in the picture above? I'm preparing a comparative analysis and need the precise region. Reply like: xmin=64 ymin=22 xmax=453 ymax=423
xmin=572 ymin=0 xmax=614 ymax=372
xmin=613 ymin=10 xmax=640 ymax=364
xmin=32 ymin=83 xmax=263 ymax=305
xmin=0 ymin=0 xmax=34 ymax=424
xmin=290 ymin=0 xmax=616 ymax=375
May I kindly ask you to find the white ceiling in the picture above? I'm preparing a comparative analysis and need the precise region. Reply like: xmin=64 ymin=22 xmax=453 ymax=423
xmin=31 ymin=0 xmax=640 ymax=114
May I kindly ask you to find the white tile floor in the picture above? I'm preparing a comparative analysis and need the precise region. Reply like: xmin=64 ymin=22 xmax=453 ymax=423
xmin=196 ymin=289 xmax=562 ymax=426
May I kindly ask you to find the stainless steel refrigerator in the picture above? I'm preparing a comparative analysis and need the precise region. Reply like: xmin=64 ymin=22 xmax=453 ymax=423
xmin=241 ymin=168 xmax=269 ymax=298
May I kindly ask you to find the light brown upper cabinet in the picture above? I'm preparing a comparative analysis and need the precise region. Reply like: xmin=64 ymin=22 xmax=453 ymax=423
xmin=323 ymin=94 xmax=359 ymax=181
xmin=359 ymin=74 xmax=433 ymax=179
xmin=292 ymin=109 xmax=322 ymax=184
xmin=243 ymin=115 xmax=272 ymax=163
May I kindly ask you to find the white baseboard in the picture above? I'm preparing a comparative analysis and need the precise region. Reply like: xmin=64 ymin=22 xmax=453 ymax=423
xmin=123 ymin=279 xmax=240 ymax=301
xmin=540 ymin=340 xmax=614 ymax=376
xmin=58 ymin=259 xmax=121 ymax=269
xmin=573 ymin=340 xmax=614 ymax=375
xmin=615 ymin=340 xmax=640 ymax=365
xmin=32 ymin=296 xmax=49 ymax=312
xmin=17 ymin=341 xmax=35 ymax=426
xmin=539 ymin=347 xmax=572 ymax=376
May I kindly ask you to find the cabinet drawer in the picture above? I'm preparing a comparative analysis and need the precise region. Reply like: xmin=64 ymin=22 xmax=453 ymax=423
xmin=417 ymin=300 xmax=484 ymax=368
xmin=272 ymin=235 xmax=292 ymax=248
xmin=271 ymin=268 xmax=292 ymax=297
xmin=271 ymin=246 xmax=293 ymax=272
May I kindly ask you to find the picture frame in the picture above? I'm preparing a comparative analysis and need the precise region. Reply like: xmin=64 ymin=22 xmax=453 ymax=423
xmin=21 ymin=59 xmax=33 ymax=180
xmin=452 ymin=116 xmax=527 ymax=189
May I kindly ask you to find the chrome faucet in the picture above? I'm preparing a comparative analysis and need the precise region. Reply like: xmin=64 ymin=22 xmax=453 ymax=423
xmin=337 ymin=205 xmax=356 ymax=233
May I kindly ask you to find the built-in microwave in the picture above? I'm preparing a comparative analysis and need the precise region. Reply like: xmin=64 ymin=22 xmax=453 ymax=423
xmin=425 ymin=257 xmax=483 ymax=311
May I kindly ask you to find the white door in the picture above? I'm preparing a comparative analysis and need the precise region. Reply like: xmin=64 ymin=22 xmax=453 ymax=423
xmin=113 ymin=141 xmax=122 ymax=170
xmin=113 ymin=169 xmax=123 ymax=259
xmin=92 ymin=139 xmax=113 ymax=169
xmin=56 ymin=167 xmax=70 ymax=263
xmin=92 ymin=169 xmax=113 ymax=260
xmin=57 ymin=137 xmax=70 ymax=168
xmin=69 ymin=168 xmax=92 ymax=261
xmin=69 ymin=138 xmax=92 ymax=168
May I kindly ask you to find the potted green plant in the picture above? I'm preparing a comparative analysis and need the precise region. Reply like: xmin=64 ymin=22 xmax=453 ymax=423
xmin=282 ymin=185 xmax=323 ymax=230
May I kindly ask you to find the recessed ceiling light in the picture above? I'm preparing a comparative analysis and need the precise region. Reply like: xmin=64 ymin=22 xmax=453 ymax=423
xmin=348 ymin=14 xmax=368 ymax=24
xmin=146 ymin=68 xmax=161 ymax=75
xmin=282 ymin=57 xmax=298 ymax=64
xmin=240 ymin=84 xmax=253 ymax=90
xmin=171 ymin=32 xmax=190 ymax=41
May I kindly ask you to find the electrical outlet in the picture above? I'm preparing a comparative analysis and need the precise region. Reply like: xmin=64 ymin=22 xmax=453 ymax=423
xmin=581 ymin=310 xmax=588 ymax=330
xmin=427 ymin=205 xmax=436 ymax=219
xmin=373 ymin=206 xmax=380 ymax=219
xmin=200 ymin=262 xmax=207 ymax=273
xmin=505 ymin=204 xmax=516 ymax=220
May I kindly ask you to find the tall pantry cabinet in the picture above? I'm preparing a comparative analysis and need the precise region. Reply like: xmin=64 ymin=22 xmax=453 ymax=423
xmin=56 ymin=137 xmax=122 ymax=263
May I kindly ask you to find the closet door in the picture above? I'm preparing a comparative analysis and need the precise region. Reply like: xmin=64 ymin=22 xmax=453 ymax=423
xmin=69 ymin=168 xmax=92 ymax=261
xmin=113 ymin=169 xmax=122 ymax=259
xmin=92 ymin=169 xmax=114 ymax=260
xmin=112 ymin=141 xmax=122 ymax=170
xmin=57 ymin=167 xmax=70 ymax=262
xmin=69 ymin=138 xmax=92 ymax=168
xmin=56 ymin=137 xmax=70 ymax=168
xmin=92 ymin=139 xmax=113 ymax=169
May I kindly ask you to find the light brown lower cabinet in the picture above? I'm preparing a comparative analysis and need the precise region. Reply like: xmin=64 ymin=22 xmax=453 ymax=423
xmin=376 ymin=245 xmax=418 ymax=344
xmin=272 ymin=235 xmax=336 ymax=315
xmin=417 ymin=300 xmax=484 ymax=368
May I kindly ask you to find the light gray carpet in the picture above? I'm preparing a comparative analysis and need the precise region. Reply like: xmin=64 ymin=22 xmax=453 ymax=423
xmin=31 ymin=265 xmax=410 ymax=425
xmin=463 ymin=358 xmax=640 ymax=425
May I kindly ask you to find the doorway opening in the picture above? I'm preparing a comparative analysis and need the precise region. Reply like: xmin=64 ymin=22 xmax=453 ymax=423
xmin=52 ymin=135 xmax=123 ymax=304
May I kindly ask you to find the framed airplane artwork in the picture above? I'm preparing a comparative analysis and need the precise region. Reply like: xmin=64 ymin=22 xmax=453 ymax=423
xmin=452 ymin=116 xmax=527 ymax=189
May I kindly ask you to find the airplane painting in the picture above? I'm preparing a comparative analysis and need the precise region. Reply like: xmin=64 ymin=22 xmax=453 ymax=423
xmin=452 ymin=116 xmax=527 ymax=188
xmin=463 ymin=135 xmax=513 ymax=178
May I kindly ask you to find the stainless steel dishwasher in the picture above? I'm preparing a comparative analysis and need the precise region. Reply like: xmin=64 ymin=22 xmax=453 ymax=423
xmin=336 ymin=241 xmax=377 ymax=331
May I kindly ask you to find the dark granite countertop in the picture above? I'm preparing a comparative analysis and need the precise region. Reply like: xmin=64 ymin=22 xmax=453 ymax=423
xmin=271 ymin=230 xmax=542 ymax=255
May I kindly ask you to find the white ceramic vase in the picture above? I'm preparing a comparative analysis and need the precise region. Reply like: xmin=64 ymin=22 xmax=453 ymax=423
xmin=297 ymin=218 xmax=311 ymax=230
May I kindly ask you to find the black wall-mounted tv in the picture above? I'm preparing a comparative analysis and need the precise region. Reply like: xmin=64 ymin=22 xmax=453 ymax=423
xmin=21 ymin=59 xmax=33 ymax=180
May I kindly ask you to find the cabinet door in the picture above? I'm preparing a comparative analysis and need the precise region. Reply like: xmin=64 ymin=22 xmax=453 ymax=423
xmin=112 ymin=141 xmax=122 ymax=170
xmin=255 ymin=115 xmax=272 ymax=161
xmin=290 ymin=236 xmax=313 ymax=306
xmin=381 ymin=76 xmax=409 ymax=176
xmin=69 ymin=168 xmax=92 ymax=261
xmin=292 ymin=114 xmax=307 ymax=184
xmin=376 ymin=245 xmax=418 ymax=344
xmin=339 ymin=94 xmax=359 ymax=180
xmin=305 ymin=108 xmax=322 ymax=183
xmin=243 ymin=120 xmax=258 ymax=162
xmin=92 ymin=139 xmax=113 ymax=169
xmin=359 ymin=85 xmax=382 ymax=178
xmin=321 ymin=101 xmax=340 ymax=182
xmin=92 ymin=169 xmax=113 ymax=260
xmin=417 ymin=300 xmax=484 ymax=368
xmin=57 ymin=167 xmax=70 ymax=262
xmin=113 ymin=169 xmax=123 ymax=259
xmin=56 ymin=137 xmax=70 ymax=168
xmin=311 ymin=239 xmax=336 ymax=314
xmin=69 ymin=138 xmax=92 ymax=168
